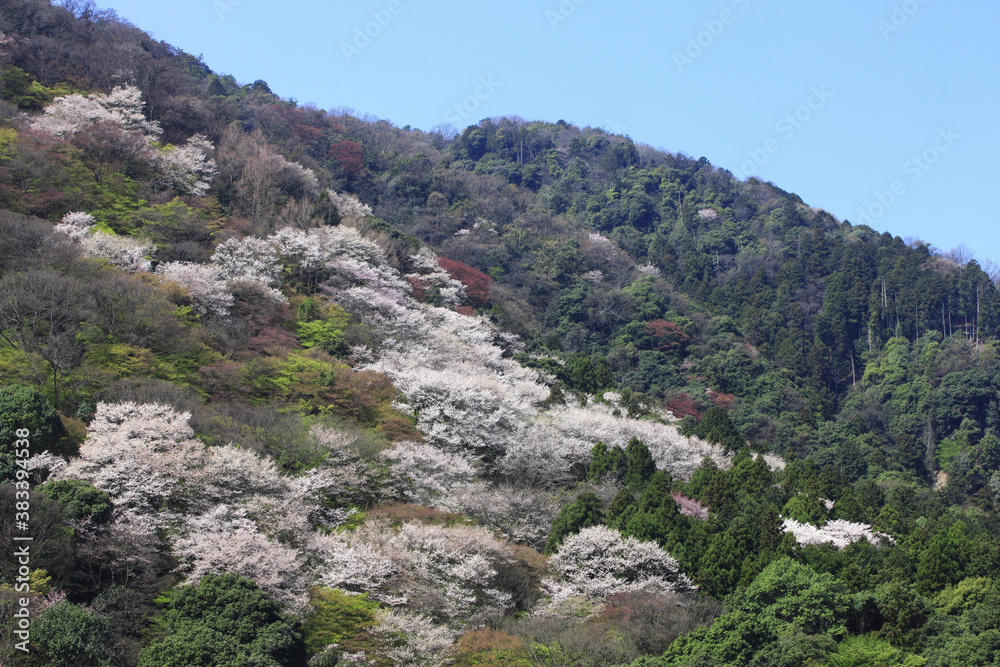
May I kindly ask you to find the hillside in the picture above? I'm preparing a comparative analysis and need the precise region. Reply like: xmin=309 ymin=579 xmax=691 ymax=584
xmin=2 ymin=2 xmax=1000 ymax=666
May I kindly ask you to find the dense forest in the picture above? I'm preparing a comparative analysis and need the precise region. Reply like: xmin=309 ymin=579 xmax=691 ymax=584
xmin=2 ymin=1 xmax=1000 ymax=665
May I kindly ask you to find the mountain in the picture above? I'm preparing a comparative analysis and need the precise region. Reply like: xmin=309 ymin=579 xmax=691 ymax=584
xmin=1 ymin=2 xmax=1000 ymax=666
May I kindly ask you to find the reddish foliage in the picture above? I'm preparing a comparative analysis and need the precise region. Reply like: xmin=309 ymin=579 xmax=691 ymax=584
xmin=707 ymin=389 xmax=736 ymax=409
xmin=644 ymin=319 xmax=690 ymax=354
xmin=438 ymin=256 xmax=491 ymax=309
xmin=244 ymin=326 xmax=299 ymax=358
xmin=456 ymin=305 xmax=475 ymax=317
xmin=199 ymin=361 xmax=247 ymax=400
xmin=328 ymin=139 xmax=365 ymax=178
xmin=451 ymin=628 xmax=531 ymax=666
xmin=666 ymin=393 xmax=700 ymax=419
xmin=407 ymin=276 xmax=428 ymax=302
xmin=377 ymin=412 xmax=423 ymax=442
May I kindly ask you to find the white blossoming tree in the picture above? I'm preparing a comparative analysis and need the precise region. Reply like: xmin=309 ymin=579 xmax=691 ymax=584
xmin=33 ymin=86 xmax=216 ymax=195
xmin=781 ymin=518 xmax=893 ymax=550
xmin=544 ymin=525 xmax=694 ymax=608
xmin=53 ymin=211 xmax=153 ymax=273
xmin=155 ymin=261 xmax=233 ymax=317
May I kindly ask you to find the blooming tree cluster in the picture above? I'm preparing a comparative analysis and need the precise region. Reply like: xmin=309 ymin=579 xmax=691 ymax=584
xmin=211 ymin=235 xmax=283 ymax=284
xmin=370 ymin=609 xmax=458 ymax=667
xmin=52 ymin=402 xmax=312 ymax=606
xmin=33 ymin=85 xmax=160 ymax=138
xmin=379 ymin=440 xmax=478 ymax=505
xmin=79 ymin=232 xmax=153 ymax=273
xmin=501 ymin=404 xmax=728 ymax=485
xmin=154 ymin=134 xmax=217 ymax=196
xmin=173 ymin=504 xmax=308 ymax=610
xmin=33 ymin=86 xmax=216 ymax=196
xmin=311 ymin=517 xmax=518 ymax=627
xmin=54 ymin=211 xmax=153 ymax=273
xmin=781 ymin=518 xmax=894 ymax=550
xmin=544 ymin=526 xmax=694 ymax=609
xmin=293 ymin=424 xmax=393 ymax=509
xmin=672 ymin=492 xmax=711 ymax=520
xmin=325 ymin=189 xmax=373 ymax=220
xmin=439 ymin=482 xmax=560 ymax=550
xmin=406 ymin=247 xmax=466 ymax=308
xmin=56 ymin=402 xmax=288 ymax=519
xmin=155 ymin=261 xmax=233 ymax=317
xmin=53 ymin=211 xmax=97 ymax=240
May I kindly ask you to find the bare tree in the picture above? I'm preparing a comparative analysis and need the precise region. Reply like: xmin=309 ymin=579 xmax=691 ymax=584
xmin=0 ymin=270 xmax=91 ymax=407
xmin=945 ymin=243 xmax=975 ymax=266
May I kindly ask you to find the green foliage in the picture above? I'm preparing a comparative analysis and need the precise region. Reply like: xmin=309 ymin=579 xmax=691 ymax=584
xmin=826 ymin=634 xmax=927 ymax=667
xmin=545 ymin=491 xmax=605 ymax=554
xmin=0 ymin=65 xmax=67 ymax=110
xmin=34 ymin=602 xmax=117 ymax=667
xmin=0 ymin=384 xmax=69 ymax=481
xmin=296 ymin=299 xmax=352 ymax=357
xmin=138 ymin=573 xmax=306 ymax=667
xmin=687 ymin=407 xmax=745 ymax=453
xmin=782 ymin=494 xmax=828 ymax=525
xmin=301 ymin=587 xmax=380 ymax=657
xmin=734 ymin=557 xmax=852 ymax=637
xmin=875 ymin=582 xmax=931 ymax=648
xmin=587 ymin=440 xmax=628 ymax=482
xmin=38 ymin=478 xmax=112 ymax=522
xmin=625 ymin=437 xmax=657 ymax=489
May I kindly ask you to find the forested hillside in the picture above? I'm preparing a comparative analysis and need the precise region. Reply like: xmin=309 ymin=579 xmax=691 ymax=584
xmin=2 ymin=2 xmax=1000 ymax=666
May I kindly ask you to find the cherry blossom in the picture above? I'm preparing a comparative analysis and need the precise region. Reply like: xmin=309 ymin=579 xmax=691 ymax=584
xmin=544 ymin=526 xmax=694 ymax=608
xmin=155 ymin=261 xmax=233 ymax=317
xmin=781 ymin=518 xmax=894 ymax=549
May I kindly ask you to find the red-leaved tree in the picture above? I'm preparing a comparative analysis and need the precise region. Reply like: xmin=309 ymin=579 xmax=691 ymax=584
xmin=437 ymin=257 xmax=490 ymax=309
xmin=328 ymin=140 xmax=365 ymax=179
xmin=644 ymin=320 xmax=690 ymax=355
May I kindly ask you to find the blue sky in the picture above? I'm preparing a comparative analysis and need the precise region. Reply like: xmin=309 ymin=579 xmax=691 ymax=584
xmin=96 ymin=0 xmax=999 ymax=265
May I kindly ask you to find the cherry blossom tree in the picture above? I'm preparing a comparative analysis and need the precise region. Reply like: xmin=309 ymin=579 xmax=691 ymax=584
xmin=406 ymin=247 xmax=466 ymax=308
xmin=325 ymin=189 xmax=373 ymax=221
xmin=781 ymin=518 xmax=893 ymax=549
xmin=371 ymin=609 xmax=458 ymax=667
xmin=53 ymin=210 xmax=153 ymax=272
xmin=32 ymin=85 xmax=161 ymax=139
xmin=387 ymin=521 xmax=515 ymax=626
xmin=173 ymin=504 xmax=308 ymax=611
xmin=53 ymin=211 xmax=96 ymax=241
xmin=34 ymin=86 xmax=216 ymax=196
xmin=212 ymin=235 xmax=283 ymax=286
xmin=55 ymin=402 xmax=290 ymax=521
xmin=155 ymin=261 xmax=233 ymax=317
xmin=309 ymin=529 xmax=403 ymax=604
xmin=440 ymin=482 xmax=560 ymax=550
xmin=79 ymin=232 xmax=153 ymax=273
xmin=155 ymin=134 xmax=216 ymax=197
xmin=380 ymin=441 xmax=478 ymax=504
xmin=544 ymin=526 xmax=694 ymax=609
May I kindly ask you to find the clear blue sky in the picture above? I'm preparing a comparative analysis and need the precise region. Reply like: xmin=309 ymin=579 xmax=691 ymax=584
xmin=95 ymin=0 xmax=999 ymax=265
